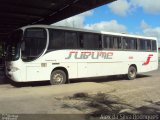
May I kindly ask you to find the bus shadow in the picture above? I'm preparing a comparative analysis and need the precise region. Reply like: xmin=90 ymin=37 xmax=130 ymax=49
xmin=70 ymin=74 xmax=151 ymax=83
xmin=8 ymin=79 xmax=50 ymax=88
xmin=0 ymin=74 xmax=50 ymax=88
xmin=0 ymin=71 xmax=151 ymax=87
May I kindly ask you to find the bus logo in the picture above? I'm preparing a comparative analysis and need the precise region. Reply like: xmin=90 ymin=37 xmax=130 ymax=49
xmin=65 ymin=51 xmax=113 ymax=59
xmin=143 ymin=54 xmax=153 ymax=65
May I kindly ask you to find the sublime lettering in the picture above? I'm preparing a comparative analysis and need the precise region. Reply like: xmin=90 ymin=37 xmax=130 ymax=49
xmin=65 ymin=51 xmax=113 ymax=59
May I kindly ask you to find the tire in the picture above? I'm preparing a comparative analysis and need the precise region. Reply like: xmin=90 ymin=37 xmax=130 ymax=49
xmin=127 ymin=66 xmax=137 ymax=80
xmin=50 ymin=70 xmax=67 ymax=85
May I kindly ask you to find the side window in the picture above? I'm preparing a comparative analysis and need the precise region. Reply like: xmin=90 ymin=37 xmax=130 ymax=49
xmin=123 ymin=37 xmax=129 ymax=49
xmin=108 ymin=36 xmax=114 ymax=49
xmin=103 ymin=36 xmax=122 ymax=49
xmin=114 ymin=37 xmax=122 ymax=49
xmin=22 ymin=28 xmax=47 ymax=60
xmin=48 ymin=29 xmax=65 ymax=50
xmin=65 ymin=31 xmax=77 ymax=49
xmin=131 ymin=38 xmax=137 ymax=50
xmin=146 ymin=40 xmax=151 ymax=51
xmin=103 ymin=36 xmax=109 ymax=49
xmin=152 ymin=40 xmax=157 ymax=51
xmin=79 ymin=33 xmax=101 ymax=49
xmin=123 ymin=37 xmax=137 ymax=50
xmin=103 ymin=36 xmax=113 ymax=49
xmin=139 ymin=39 xmax=146 ymax=51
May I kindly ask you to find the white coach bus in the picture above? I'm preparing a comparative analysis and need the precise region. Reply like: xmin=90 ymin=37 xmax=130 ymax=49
xmin=5 ymin=25 xmax=158 ymax=85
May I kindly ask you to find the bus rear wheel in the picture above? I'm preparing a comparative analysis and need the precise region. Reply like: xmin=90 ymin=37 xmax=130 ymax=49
xmin=127 ymin=66 xmax=137 ymax=80
xmin=50 ymin=70 xmax=67 ymax=85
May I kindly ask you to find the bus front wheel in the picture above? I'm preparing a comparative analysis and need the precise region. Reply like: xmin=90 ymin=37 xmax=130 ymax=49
xmin=127 ymin=66 xmax=137 ymax=80
xmin=50 ymin=70 xmax=67 ymax=85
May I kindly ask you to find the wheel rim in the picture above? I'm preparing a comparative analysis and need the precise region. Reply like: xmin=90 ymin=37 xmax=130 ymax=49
xmin=129 ymin=69 xmax=136 ymax=78
xmin=52 ymin=73 xmax=64 ymax=84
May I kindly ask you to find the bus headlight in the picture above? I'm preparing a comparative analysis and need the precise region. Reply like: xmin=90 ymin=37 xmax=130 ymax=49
xmin=10 ymin=67 xmax=19 ymax=72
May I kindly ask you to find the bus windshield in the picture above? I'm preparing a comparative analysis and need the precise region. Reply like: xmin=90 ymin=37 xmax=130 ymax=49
xmin=21 ymin=28 xmax=47 ymax=62
xmin=5 ymin=30 xmax=22 ymax=61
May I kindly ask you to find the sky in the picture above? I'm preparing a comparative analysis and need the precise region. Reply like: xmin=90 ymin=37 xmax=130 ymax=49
xmin=53 ymin=0 xmax=160 ymax=47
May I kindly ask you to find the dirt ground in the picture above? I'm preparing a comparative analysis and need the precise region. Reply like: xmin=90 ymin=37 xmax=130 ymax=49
xmin=0 ymin=64 xmax=160 ymax=120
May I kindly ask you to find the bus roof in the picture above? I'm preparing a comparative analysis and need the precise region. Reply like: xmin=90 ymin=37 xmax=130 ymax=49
xmin=21 ymin=25 xmax=157 ymax=40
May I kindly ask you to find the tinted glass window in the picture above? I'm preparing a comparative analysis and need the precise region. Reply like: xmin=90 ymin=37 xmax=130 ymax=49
xmin=103 ymin=36 xmax=122 ymax=49
xmin=48 ymin=29 xmax=78 ymax=50
xmin=146 ymin=40 xmax=151 ymax=51
xmin=108 ymin=36 xmax=114 ymax=49
xmin=24 ymin=29 xmax=46 ymax=38
xmin=123 ymin=37 xmax=137 ymax=50
xmin=65 ymin=32 xmax=77 ymax=49
xmin=48 ymin=29 xmax=65 ymax=50
xmin=139 ymin=39 xmax=146 ymax=50
xmin=103 ymin=36 xmax=114 ymax=49
xmin=114 ymin=37 xmax=122 ymax=49
xmin=152 ymin=40 xmax=157 ymax=51
xmin=103 ymin=36 xmax=109 ymax=48
xmin=79 ymin=33 xmax=100 ymax=49
xmin=22 ymin=28 xmax=47 ymax=61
